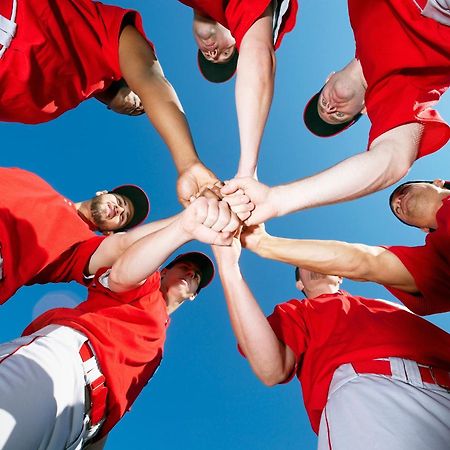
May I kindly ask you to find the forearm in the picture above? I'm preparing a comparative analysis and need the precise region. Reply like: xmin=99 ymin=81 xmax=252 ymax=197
xmin=109 ymin=218 xmax=190 ymax=291
xmin=234 ymin=8 xmax=275 ymax=178
xmin=137 ymin=72 xmax=200 ymax=173
xmin=273 ymin=128 xmax=418 ymax=216
xmin=119 ymin=25 xmax=201 ymax=174
xmin=88 ymin=214 xmax=181 ymax=274
xmin=235 ymin=43 xmax=275 ymax=177
xmin=216 ymin=257 xmax=293 ymax=385
xmin=255 ymin=235 xmax=417 ymax=291
xmin=256 ymin=235 xmax=379 ymax=280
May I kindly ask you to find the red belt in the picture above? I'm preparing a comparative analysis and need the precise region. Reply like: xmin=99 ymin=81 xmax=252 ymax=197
xmin=352 ymin=359 xmax=450 ymax=390
xmin=79 ymin=341 xmax=108 ymax=426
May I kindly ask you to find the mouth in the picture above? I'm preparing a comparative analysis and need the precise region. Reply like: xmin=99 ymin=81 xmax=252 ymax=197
xmin=106 ymin=203 xmax=116 ymax=219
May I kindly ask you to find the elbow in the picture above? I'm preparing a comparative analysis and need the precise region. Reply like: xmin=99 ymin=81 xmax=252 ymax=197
xmin=108 ymin=264 xmax=133 ymax=293
xmin=260 ymin=375 xmax=283 ymax=387
xmin=254 ymin=366 xmax=290 ymax=387
xmin=239 ymin=42 xmax=276 ymax=79
xmin=371 ymin=141 xmax=416 ymax=189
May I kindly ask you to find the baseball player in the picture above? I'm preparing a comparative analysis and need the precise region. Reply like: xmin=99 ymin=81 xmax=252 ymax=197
xmin=237 ymin=177 xmax=450 ymax=315
xmin=222 ymin=0 xmax=450 ymax=224
xmin=212 ymin=238 xmax=450 ymax=449
xmin=0 ymin=167 xmax=150 ymax=305
xmin=0 ymin=0 xmax=219 ymax=205
xmin=0 ymin=195 xmax=240 ymax=449
xmin=178 ymin=0 xmax=298 ymax=178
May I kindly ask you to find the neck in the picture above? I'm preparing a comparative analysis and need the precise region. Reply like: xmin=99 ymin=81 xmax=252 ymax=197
xmin=346 ymin=58 xmax=367 ymax=90
xmin=75 ymin=200 xmax=97 ymax=230
xmin=165 ymin=295 xmax=185 ymax=315
xmin=305 ymin=285 xmax=340 ymax=299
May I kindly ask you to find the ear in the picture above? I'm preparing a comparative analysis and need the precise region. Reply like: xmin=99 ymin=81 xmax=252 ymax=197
xmin=188 ymin=293 xmax=198 ymax=301
xmin=95 ymin=190 xmax=108 ymax=197
xmin=420 ymin=227 xmax=431 ymax=233
xmin=361 ymin=106 xmax=367 ymax=115
xmin=160 ymin=268 xmax=167 ymax=279
xmin=433 ymin=179 xmax=445 ymax=188
xmin=337 ymin=277 xmax=344 ymax=285
xmin=295 ymin=279 xmax=305 ymax=292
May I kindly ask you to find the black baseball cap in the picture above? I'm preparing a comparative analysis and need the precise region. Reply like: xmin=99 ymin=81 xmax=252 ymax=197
xmin=197 ymin=48 xmax=239 ymax=83
xmin=110 ymin=184 xmax=150 ymax=231
xmin=166 ymin=252 xmax=215 ymax=293
xmin=303 ymin=88 xmax=362 ymax=138
xmin=388 ymin=180 xmax=450 ymax=227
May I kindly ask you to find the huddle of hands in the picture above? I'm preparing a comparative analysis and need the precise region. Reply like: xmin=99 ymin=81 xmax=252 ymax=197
xmin=179 ymin=179 xmax=266 ymax=255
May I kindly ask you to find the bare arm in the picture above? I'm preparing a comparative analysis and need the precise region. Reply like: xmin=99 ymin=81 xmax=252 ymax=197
xmin=274 ymin=124 xmax=421 ymax=215
xmin=212 ymin=239 xmax=296 ymax=386
xmin=235 ymin=6 xmax=275 ymax=178
xmin=108 ymin=198 xmax=239 ymax=292
xmin=223 ymin=123 xmax=421 ymax=224
xmin=242 ymin=226 xmax=418 ymax=292
xmin=87 ymin=214 xmax=181 ymax=275
xmin=118 ymin=25 xmax=219 ymax=204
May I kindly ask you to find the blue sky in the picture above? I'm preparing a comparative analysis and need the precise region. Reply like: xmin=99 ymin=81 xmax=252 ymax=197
xmin=0 ymin=1 xmax=449 ymax=449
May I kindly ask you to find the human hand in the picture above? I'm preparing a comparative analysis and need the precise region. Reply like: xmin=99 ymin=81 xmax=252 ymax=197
xmin=221 ymin=177 xmax=278 ymax=226
xmin=177 ymin=163 xmax=221 ymax=207
xmin=240 ymin=224 xmax=268 ymax=253
xmin=181 ymin=197 xmax=240 ymax=245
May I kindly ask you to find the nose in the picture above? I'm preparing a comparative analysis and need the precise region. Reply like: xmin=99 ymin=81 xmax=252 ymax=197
xmin=115 ymin=204 xmax=124 ymax=216
xmin=320 ymin=94 xmax=337 ymax=113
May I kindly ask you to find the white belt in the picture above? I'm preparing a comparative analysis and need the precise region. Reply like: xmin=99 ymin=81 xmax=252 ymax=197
xmin=0 ymin=0 xmax=17 ymax=59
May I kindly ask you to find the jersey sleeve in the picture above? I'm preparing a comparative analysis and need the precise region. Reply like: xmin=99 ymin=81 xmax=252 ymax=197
xmin=266 ymin=299 xmax=308 ymax=382
xmin=27 ymin=236 xmax=106 ymax=286
xmin=225 ymin=0 xmax=271 ymax=49
xmin=384 ymin=244 xmax=450 ymax=315
xmin=366 ymin=75 xmax=450 ymax=158
xmin=89 ymin=268 xmax=161 ymax=304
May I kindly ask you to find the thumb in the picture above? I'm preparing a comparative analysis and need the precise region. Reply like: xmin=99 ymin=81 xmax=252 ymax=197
xmin=221 ymin=179 xmax=242 ymax=195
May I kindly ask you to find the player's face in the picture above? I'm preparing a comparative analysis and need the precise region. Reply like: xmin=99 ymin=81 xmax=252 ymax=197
xmin=108 ymin=86 xmax=145 ymax=116
xmin=194 ymin=21 xmax=236 ymax=63
xmin=160 ymin=262 xmax=201 ymax=302
xmin=90 ymin=193 xmax=135 ymax=231
xmin=318 ymin=72 xmax=365 ymax=124
xmin=390 ymin=182 xmax=443 ymax=229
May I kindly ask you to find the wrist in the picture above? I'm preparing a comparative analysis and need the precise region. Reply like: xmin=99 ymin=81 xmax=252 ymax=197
xmin=172 ymin=216 xmax=194 ymax=244
xmin=270 ymin=185 xmax=290 ymax=217
xmin=255 ymin=234 xmax=272 ymax=258
xmin=178 ymin=158 xmax=203 ymax=175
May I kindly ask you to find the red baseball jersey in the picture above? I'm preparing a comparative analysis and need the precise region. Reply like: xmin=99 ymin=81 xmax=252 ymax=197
xmin=0 ymin=0 xmax=149 ymax=124
xmin=265 ymin=292 xmax=450 ymax=434
xmin=0 ymin=168 xmax=104 ymax=303
xmin=349 ymin=0 xmax=450 ymax=158
xmin=179 ymin=0 xmax=298 ymax=50
xmin=385 ymin=196 xmax=450 ymax=315
xmin=24 ymin=268 xmax=169 ymax=438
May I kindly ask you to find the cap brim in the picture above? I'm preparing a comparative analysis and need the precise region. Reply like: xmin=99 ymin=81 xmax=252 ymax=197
xmin=111 ymin=185 xmax=150 ymax=231
xmin=303 ymin=89 xmax=362 ymax=138
xmin=197 ymin=49 xmax=238 ymax=84
xmin=168 ymin=252 xmax=215 ymax=292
